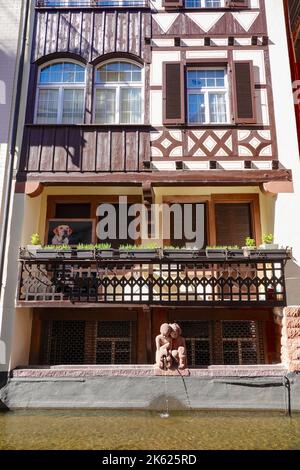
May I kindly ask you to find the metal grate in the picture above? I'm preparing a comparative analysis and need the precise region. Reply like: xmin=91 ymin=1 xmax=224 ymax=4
xmin=96 ymin=321 xmax=133 ymax=364
xmin=180 ymin=321 xmax=212 ymax=367
xmin=42 ymin=320 xmax=85 ymax=365
xmin=222 ymin=321 xmax=260 ymax=365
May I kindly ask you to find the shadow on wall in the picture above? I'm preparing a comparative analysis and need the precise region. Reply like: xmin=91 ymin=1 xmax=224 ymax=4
xmin=0 ymin=48 xmax=18 ymax=144
xmin=285 ymin=259 xmax=300 ymax=306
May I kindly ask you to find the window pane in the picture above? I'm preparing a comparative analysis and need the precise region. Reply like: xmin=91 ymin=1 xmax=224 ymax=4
xmin=96 ymin=62 xmax=142 ymax=83
xmin=209 ymin=93 xmax=227 ymax=123
xmin=187 ymin=69 xmax=225 ymax=89
xmin=188 ymin=93 xmax=205 ymax=123
xmin=95 ymin=89 xmax=116 ymax=124
xmin=40 ymin=62 xmax=85 ymax=84
xmin=62 ymin=89 xmax=85 ymax=124
xmin=120 ymin=88 xmax=142 ymax=124
xmin=36 ymin=89 xmax=59 ymax=124
xmin=185 ymin=0 xmax=221 ymax=6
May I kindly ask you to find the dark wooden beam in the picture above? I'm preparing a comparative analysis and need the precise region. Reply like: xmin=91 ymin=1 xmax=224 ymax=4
xmin=16 ymin=169 xmax=292 ymax=185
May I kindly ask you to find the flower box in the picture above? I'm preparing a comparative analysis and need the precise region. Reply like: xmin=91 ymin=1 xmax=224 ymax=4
xmin=205 ymin=249 xmax=227 ymax=259
xmin=119 ymin=249 xmax=158 ymax=260
xmin=164 ymin=249 xmax=199 ymax=260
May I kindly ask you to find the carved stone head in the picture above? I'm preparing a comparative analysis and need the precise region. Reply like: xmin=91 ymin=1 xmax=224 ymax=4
xmin=170 ymin=323 xmax=182 ymax=339
xmin=160 ymin=323 xmax=172 ymax=337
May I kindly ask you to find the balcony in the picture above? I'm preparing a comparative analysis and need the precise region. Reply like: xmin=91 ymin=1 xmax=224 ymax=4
xmin=36 ymin=0 xmax=149 ymax=7
xmin=17 ymin=248 xmax=290 ymax=307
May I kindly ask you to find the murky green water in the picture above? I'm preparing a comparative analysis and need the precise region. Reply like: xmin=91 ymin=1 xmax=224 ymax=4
xmin=0 ymin=409 xmax=299 ymax=450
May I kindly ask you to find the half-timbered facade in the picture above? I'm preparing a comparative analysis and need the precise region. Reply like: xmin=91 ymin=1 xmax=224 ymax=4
xmin=1 ymin=0 xmax=300 ymax=374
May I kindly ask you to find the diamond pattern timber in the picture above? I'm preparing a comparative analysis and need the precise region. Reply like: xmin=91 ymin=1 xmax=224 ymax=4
xmin=238 ymin=130 xmax=273 ymax=157
xmin=187 ymin=130 xmax=233 ymax=158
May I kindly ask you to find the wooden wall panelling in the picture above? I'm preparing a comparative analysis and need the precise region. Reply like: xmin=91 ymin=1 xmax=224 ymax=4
xmin=33 ymin=11 xmax=151 ymax=64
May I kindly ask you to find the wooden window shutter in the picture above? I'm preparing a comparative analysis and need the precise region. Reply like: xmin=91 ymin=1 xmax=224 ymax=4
xmin=163 ymin=62 xmax=185 ymax=125
xmin=215 ymin=203 xmax=252 ymax=247
xmin=233 ymin=61 xmax=256 ymax=124
xmin=226 ymin=0 xmax=248 ymax=8
xmin=162 ymin=0 xmax=183 ymax=8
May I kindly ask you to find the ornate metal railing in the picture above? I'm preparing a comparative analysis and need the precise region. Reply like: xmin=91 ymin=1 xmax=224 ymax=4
xmin=36 ymin=1 xmax=149 ymax=7
xmin=17 ymin=249 xmax=290 ymax=307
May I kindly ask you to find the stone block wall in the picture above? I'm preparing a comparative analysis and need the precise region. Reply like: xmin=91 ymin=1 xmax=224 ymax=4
xmin=281 ymin=306 xmax=300 ymax=371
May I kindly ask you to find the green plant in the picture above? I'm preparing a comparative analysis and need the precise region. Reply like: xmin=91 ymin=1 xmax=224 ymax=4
xmin=262 ymin=233 xmax=274 ymax=245
xmin=77 ymin=244 xmax=95 ymax=250
xmin=30 ymin=233 xmax=41 ymax=245
xmin=245 ymin=237 xmax=256 ymax=248
xmin=119 ymin=243 xmax=158 ymax=250
xmin=42 ymin=244 xmax=71 ymax=250
xmin=206 ymin=245 xmax=239 ymax=250
xmin=95 ymin=243 xmax=112 ymax=250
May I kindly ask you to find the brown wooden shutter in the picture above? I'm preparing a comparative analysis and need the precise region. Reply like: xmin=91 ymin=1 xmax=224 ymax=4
xmin=233 ymin=61 xmax=256 ymax=124
xmin=226 ymin=0 xmax=248 ymax=8
xmin=215 ymin=203 xmax=252 ymax=247
xmin=163 ymin=62 xmax=185 ymax=125
xmin=162 ymin=0 xmax=183 ymax=8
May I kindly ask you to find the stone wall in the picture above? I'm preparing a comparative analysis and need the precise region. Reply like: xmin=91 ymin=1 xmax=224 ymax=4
xmin=281 ymin=306 xmax=300 ymax=372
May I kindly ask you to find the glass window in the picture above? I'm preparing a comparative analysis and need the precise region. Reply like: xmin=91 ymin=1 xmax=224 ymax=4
xmin=187 ymin=68 xmax=228 ymax=124
xmin=185 ymin=0 xmax=223 ymax=8
xmin=36 ymin=62 xmax=86 ymax=124
xmin=95 ymin=61 xmax=143 ymax=124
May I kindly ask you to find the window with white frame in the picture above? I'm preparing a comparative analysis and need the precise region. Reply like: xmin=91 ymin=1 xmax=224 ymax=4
xmin=36 ymin=62 xmax=86 ymax=124
xmin=94 ymin=61 xmax=143 ymax=124
xmin=185 ymin=0 xmax=224 ymax=8
xmin=187 ymin=68 xmax=229 ymax=124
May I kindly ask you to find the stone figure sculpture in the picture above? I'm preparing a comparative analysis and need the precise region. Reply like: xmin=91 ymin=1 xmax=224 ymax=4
xmin=155 ymin=322 xmax=187 ymax=370
xmin=155 ymin=323 xmax=173 ymax=370
xmin=169 ymin=323 xmax=187 ymax=370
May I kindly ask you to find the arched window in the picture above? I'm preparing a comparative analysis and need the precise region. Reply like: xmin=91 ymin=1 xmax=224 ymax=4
xmin=36 ymin=62 xmax=86 ymax=124
xmin=94 ymin=61 xmax=143 ymax=124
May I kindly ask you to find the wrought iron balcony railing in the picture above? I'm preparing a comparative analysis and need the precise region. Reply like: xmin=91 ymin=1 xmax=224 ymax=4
xmin=17 ymin=248 xmax=290 ymax=307
xmin=36 ymin=0 xmax=149 ymax=7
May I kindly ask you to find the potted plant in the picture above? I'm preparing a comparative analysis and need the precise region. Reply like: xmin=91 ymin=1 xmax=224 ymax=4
xmin=163 ymin=245 xmax=200 ymax=260
xmin=205 ymin=246 xmax=227 ymax=259
xmin=119 ymin=243 xmax=159 ymax=260
xmin=95 ymin=243 xmax=114 ymax=259
xmin=36 ymin=244 xmax=73 ymax=259
xmin=27 ymin=233 xmax=42 ymax=255
xmin=259 ymin=234 xmax=279 ymax=250
xmin=76 ymin=244 xmax=96 ymax=259
xmin=242 ymin=237 xmax=256 ymax=257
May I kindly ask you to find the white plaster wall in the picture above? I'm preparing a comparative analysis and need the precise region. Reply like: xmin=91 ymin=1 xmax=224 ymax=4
xmin=265 ymin=0 xmax=300 ymax=305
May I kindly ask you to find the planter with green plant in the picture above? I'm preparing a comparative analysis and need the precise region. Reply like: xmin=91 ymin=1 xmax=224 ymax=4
xmin=163 ymin=246 xmax=201 ymax=259
xmin=259 ymin=234 xmax=279 ymax=250
xmin=76 ymin=244 xmax=96 ymax=259
xmin=27 ymin=233 xmax=42 ymax=254
xmin=205 ymin=246 xmax=228 ymax=259
xmin=119 ymin=243 xmax=159 ymax=259
xmin=36 ymin=245 xmax=73 ymax=259
xmin=95 ymin=243 xmax=114 ymax=259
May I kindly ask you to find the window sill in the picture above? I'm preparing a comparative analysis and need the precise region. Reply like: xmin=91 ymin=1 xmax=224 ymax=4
xmin=26 ymin=123 xmax=151 ymax=128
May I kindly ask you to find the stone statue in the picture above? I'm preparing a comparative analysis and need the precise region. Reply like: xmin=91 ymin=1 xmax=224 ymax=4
xmin=169 ymin=323 xmax=187 ymax=370
xmin=155 ymin=323 xmax=173 ymax=370
xmin=155 ymin=322 xmax=187 ymax=370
